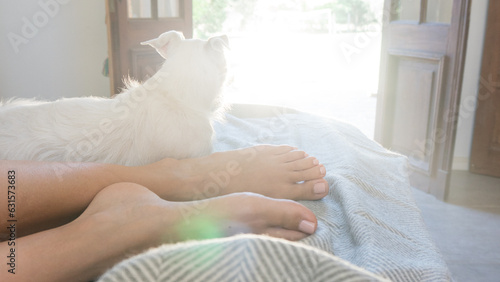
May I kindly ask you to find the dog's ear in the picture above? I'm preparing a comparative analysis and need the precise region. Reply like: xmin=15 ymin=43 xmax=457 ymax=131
xmin=206 ymin=35 xmax=230 ymax=53
xmin=141 ymin=31 xmax=185 ymax=59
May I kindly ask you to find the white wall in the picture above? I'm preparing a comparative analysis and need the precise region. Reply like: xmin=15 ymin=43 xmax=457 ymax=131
xmin=452 ymin=0 xmax=489 ymax=170
xmin=0 ymin=0 xmax=109 ymax=101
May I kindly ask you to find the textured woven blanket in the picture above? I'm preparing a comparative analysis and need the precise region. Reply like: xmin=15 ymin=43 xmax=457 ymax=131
xmin=99 ymin=104 xmax=450 ymax=281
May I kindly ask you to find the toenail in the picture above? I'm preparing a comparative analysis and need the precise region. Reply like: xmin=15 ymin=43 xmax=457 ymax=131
xmin=320 ymin=166 xmax=326 ymax=175
xmin=313 ymin=158 xmax=319 ymax=165
xmin=314 ymin=183 xmax=326 ymax=194
xmin=298 ymin=220 xmax=316 ymax=234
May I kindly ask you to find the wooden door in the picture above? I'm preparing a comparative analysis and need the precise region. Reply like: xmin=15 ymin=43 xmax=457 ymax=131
xmin=105 ymin=0 xmax=193 ymax=95
xmin=470 ymin=0 xmax=500 ymax=178
xmin=375 ymin=0 xmax=470 ymax=200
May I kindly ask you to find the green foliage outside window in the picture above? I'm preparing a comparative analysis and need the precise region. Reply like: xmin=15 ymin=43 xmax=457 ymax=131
xmin=193 ymin=0 xmax=378 ymax=37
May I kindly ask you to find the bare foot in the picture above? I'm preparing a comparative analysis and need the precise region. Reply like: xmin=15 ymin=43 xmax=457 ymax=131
xmin=71 ymin=182 xmax=317 ymax=280
xmin=138 ymin=145 xmax=329 ymax=201
xmin=77 ymin=182 xmax=318 ymax=243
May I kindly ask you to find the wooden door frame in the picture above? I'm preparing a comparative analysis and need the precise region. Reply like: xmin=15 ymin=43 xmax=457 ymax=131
xmin=438 ymin=0 xmax=471 ymax=199
xmin=470 ymin=0 xmax=500 ymax=177
xmin=105 ymin=0 xmax=193 ymax=96
xmin=375 ymin=0 xmax=471 ymax=200
xmin=105 ymin=0 xmax=118 ymax=96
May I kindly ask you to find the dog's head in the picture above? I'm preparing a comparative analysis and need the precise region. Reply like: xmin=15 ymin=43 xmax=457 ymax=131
xmin=141 ymin=31 xmax=229 ymax=111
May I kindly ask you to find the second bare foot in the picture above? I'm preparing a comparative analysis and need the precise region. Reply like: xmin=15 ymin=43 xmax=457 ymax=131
xmin=141 ymin=145 xmax=329 ymax=201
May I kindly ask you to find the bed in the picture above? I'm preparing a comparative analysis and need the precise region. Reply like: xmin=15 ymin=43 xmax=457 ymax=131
xmin=98 ymin=104 xmax=451 ymax=281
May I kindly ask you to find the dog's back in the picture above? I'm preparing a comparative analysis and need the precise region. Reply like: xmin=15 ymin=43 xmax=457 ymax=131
xmin=0 ymin=31 xmax=229 ymax=165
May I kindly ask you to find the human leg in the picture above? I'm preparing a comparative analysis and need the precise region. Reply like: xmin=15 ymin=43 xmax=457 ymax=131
xmin=2 ymin=182 xmax=317 ymax=282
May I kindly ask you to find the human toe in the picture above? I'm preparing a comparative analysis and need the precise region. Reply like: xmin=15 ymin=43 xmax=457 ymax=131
xmin=264 ymin=227 xmax=312 ymax=241
xmin=263 ymin=198 xmax=317 ymax=236
xmin=287 ymin=156 xmax=320 ymax=171
xmin=255 ymin=144 xmax=296 ymax=154
xmin=288 ymin=179 xmax=329 ymax=200
xmin=279 ymin=150 xmax=309 ymax=163
xmin=290 ymin=165 xmax=327 ymax=182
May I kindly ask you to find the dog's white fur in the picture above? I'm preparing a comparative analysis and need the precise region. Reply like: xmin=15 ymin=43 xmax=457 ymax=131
xmin=0 ymin=31 xmax=229 ymax=165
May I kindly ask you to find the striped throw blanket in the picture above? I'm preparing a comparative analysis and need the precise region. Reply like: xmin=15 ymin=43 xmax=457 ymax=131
xmin=99 ymin=105 xmax=450 ymax=281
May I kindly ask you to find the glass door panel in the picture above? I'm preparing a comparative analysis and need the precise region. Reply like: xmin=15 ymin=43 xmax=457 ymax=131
xmin=426 ymin=0 xmax=452 ymax=23
xmin=393 ymin=0 xmax=421 ymax=21
xmin=128 ymin=0 xmax=152 ymax=18
xmin=158 ymin=0 xmax=180 ymax=18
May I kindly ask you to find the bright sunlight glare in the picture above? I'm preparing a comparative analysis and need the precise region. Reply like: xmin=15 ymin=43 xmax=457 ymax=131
xmin=194 ymin=0 xmax=384 ymax=138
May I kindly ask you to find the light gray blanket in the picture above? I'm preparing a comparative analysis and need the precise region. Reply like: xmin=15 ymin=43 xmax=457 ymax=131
xmin=99 ymin=104 xmax=450 ymax=281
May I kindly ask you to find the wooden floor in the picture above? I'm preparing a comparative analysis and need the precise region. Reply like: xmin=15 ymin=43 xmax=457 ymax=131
xmin=413 ymin=171 xmax=500 ymax=282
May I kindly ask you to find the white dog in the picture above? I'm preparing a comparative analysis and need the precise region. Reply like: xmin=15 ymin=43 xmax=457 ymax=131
xmin=0 ymin=31 xmax=229 ymax=165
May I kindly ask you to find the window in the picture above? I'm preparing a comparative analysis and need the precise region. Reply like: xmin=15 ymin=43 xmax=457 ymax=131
xmin=128 ymin=0 xmax=180 ymax=19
